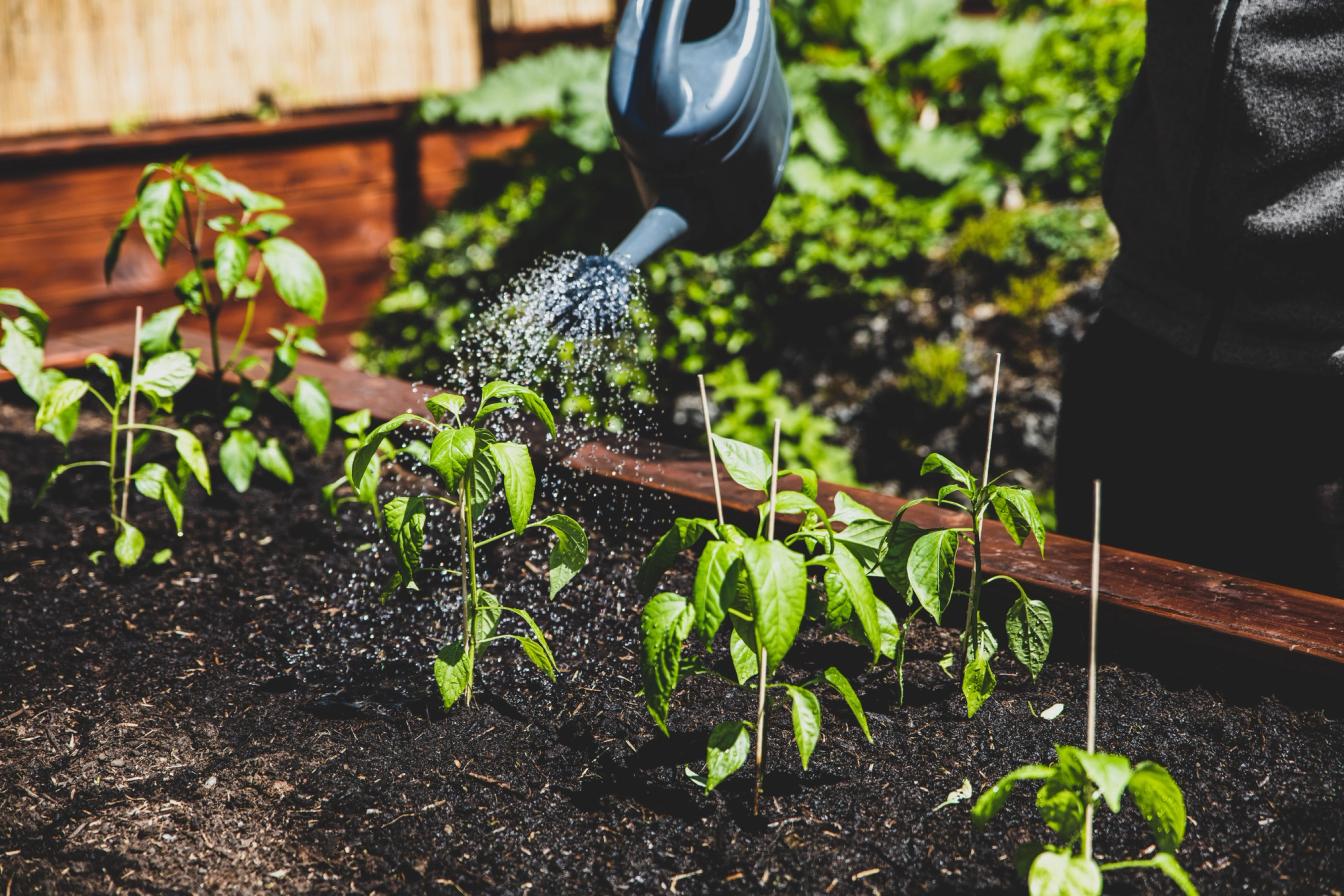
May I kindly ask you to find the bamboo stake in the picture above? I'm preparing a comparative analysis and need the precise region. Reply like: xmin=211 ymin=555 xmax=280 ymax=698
xmin=697 ymin=374 xmax=725 ymax=526
xmin=1083 ymin=478 xmax=1102 ymax=860
xmin=981 ymin=353 xmax=1001 ymax=490
xmin=753 ymin=418 xmax=782 ymax=817
xmin=119 ymin=306 xmax=143 ymax=522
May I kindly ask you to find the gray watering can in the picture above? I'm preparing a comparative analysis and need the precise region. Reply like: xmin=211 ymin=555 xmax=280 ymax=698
xmin=550 ymin=0 xmax=791 ymax=334
xmin=607 ymin=0 xmax=793 ymax=267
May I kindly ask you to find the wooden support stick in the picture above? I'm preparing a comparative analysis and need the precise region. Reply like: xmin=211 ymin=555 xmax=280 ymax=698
xmin=753 ymin=418 xmax=782 ymax=818
xmin=118 ymin=306 xmax=143 ymax=522
xmin=697 ymin=374 xmax=724 ymax=526
xmin=981 ymin=353 xmax=1001 ymax=489
xmin=1083 ymin=478 xmax=1102 ymax=860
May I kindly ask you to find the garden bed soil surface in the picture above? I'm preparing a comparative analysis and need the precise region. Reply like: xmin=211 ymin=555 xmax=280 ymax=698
xmin=2 ymin=399 xmax=1342 ymax=895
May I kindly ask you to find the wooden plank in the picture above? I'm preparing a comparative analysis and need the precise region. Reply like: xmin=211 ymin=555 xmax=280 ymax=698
xmin=30 ymin=324 xmax=1344 ymax=668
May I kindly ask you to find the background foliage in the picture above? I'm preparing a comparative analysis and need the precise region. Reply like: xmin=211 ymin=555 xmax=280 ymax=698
xmin=357 ymin=0 xmax=1144 ymax=494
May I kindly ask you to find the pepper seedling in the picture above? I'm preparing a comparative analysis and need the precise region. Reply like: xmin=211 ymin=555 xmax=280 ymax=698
xmin=879 ymin=450 xmax=1053 ymax=715
xmin=971 ymin=745 xmax=1198 ymax=895
xmin=104 ymin=157 xmax=332 ymax=492
xmin=355 ymin=382 xmax=588 ymax=709
xmin=637 ymin=430 xmax=887 ymax=813
xmin=32 ymin=312 xmax=211 ymax=566
xmin=0 ymin=288 xmax=66 ymax=523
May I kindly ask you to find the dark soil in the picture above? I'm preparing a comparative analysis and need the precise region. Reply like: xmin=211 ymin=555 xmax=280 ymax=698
xmin=2 ymin=398 xmax=1342 ymax=895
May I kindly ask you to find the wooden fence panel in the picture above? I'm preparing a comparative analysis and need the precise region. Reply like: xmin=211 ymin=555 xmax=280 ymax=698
xmin=488 ymin=0 xmax=614 ymax=32
xmin=0 ymin=0 xmax=482 ymax=137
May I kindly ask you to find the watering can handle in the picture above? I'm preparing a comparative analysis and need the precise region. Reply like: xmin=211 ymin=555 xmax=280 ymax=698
xmin=640 ymin=0 xmax=694 ymax=128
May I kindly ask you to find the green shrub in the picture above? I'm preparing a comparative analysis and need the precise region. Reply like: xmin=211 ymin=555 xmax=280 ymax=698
xmin=358 ymin=0 xmax=1143 ymax=491
xmin=897 ymin=339 xmax=968 ymax=410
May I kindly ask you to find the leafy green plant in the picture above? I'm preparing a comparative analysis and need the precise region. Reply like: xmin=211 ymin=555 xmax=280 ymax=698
xmin=880 ymin=451 xmax=1052 ymax=715
xmin=354 ymin=382 xmax=588 ymax=709
xmin=320 ymin=408 xmax=431 ymax=525
xmin=972 ymin=746 xmax=1198 ymax=895
xmin=32 ymin=314 xmax=211 ymax=566
xmin=104 ymin=156 xmax=332 ymax=492
xmin=637 ymin=432 xmax=891 ymax=812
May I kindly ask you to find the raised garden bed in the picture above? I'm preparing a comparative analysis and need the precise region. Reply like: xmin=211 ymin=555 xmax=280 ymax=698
xmin=2 ymin=345 xmax=1343 ymax=894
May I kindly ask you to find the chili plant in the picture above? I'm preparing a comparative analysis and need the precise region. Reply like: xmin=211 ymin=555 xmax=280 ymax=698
xmin=1 ymin=288 xmax=60 ymax=522
xmin=880 ymin=452 xmax=1053 ymax=716
xmin=972 ymin=746 xmax=1198 ymax=895
xmin=637 ymin=433 xmax=888 ymax=812
xmin=104 ymin=157 xmax=332 ymax=491
xmin=355 ymin=382 xmax=588 ymax=709
xmin=32 ymin=324 xmax=211 ymax=566
xmin=321 ymin=408 xmax=431 ymax=525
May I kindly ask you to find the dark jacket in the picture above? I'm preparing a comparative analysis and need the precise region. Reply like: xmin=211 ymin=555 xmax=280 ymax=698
xmin=1102 ymin=0 xmax=1344 ymax=373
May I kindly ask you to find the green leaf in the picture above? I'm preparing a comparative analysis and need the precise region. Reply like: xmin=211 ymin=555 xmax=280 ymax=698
xmin=640 ymin=592 xmax=695 ymax=734
xmin=962 ymin=654 xmax=996 ymax=717
xmin=823 ymin=543 xmax=881 ymax=661
xmin=729 ymin=629 xmax=757 ymax=685
xmin=133 ymin=462 xmax=184 ymax=533
xmin=174 ymin=430 xmax=211 ymax=494
xmin=834 ymin=517 xmax=890 ymax=569
xmin=477 ymin=380 xmax=556 ymax=437
xmin=429 ymin=426 xmax=477 ymax=488
xmin=85 ymin=353 xmax=125 ymax=399
xmin=488 ymin=441 xmax=534 ymax=534
xmin=214 ymin=232 xmax=250 ymax=299
xmin=1127 ymin=762 xmax=1186 ymax=853
xmin=151 ymin=547 xmax=172 ymax=565
xmin=517 ymin=637 xmax=557 ymax=681
xmin=907 ymin=529 xmax=958 ymax=622
xmin=351 ymin=413 xmax=420 ymax=485
xmin=920 ymin=452 xmax=974 ymax=489
xmin=742 ymin=539 xmax=807 ymax=673
xmin=473 ymin=590 xmax=502 ymax=644
xmin=1027 ymin=851 xmax=1102 ymax=896
xmin=114 ymin=520 xmax=145 ymax=568
xmin=534 ymin=513 xmax=588 ymax=598
xmin=970 ymin=763 xmax=1054 ymax=829
xmin=292 ymin=375 xmax=331 ymax=454
xmin=137 ymin=351 xmax=196 ymax=402
xmin=136 ymin=177 xmax=185 ymax=265
xmin=220 ymin=429 xmax=259 ymax=493
xmin=786 ymin=685 xmax=822 ymax=770
xmin=781 ymin=468 xmax=818 ymax=501
xmin=1037 ymin=778 xmax=1086 ymax=842
xmin=636 ymin=517 xmax=715 ymax=597
xmin=0 ymin=317 xmax=46 ymax=401
xmin=990 ymin=485 xmax=1047 ymax=555
xmin=766 ymin=489 xmax=824 ymax=519
xmin=691 ymin=540 xmax=740 ymax=646
xmin=35 ymin=378 xmax=88 ymax=431
xmin=0 ymin=468 xmax=8 ymax=523
xmin=257 ymin=437 xmax=294 ymax=485
xmin=259 ymin=237 xmax=326 ymax=321
xmin=426 ymin=391 xmax=466 ymax=421
xmin=0 ymin=288 xmax=48 ymax=341
xmin=880 ymin=519 xmax=923 ymax=600
xmin=433 ymin=641 xmax=470 ymax=710
xmin=335 ymin=408 xmax=371 ymax=436
xmin=705 ymin=720 xmax=751 ymax=792
xmin=104 ymin=205 xmax=138 ymax=282
xmin=832 ymin=491 xmax=881 ymax=525
xmin=138 ymin=306 xmax=185 ymax=356
xmin=464 ymin=439 xmax=500 ymax=521
xmin=191 ymin=163 xmax=248 ymax=203
xmin=710 ymin=434 xmax=772 ymax=492
xmin=1003 ymin=584 xmax=1052 ymax=680
xmin=383 ymin=495 xmax=427 ymax=584
xmin=822 ymin=667 xmax=871 ymax=742
xmin=1148 ymin=854 xmax=1198 ymax=896
xmin=875 ymin=599 xmax=901 ymax=660
xmin=1075 ymin=750 xmax=1133 ymax=813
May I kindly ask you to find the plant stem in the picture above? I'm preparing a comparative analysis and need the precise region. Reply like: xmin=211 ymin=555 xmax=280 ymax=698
xmin=119 ymin=307 xmax=143 ymax=523
xmin=754 ymin=418 xmax=783 ymax=818
xmin=224 ymin=299 xmax=256 ymax=373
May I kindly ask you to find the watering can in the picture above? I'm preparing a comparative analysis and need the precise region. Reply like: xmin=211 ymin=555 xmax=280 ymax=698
xmin=606 ymin=0 xmax=793 ymax=267
xmin=550 ymin=0 xmax=791 ymax=334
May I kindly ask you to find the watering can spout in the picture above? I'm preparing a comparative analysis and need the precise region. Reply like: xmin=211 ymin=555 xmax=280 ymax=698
xmin=610 ymin=206 xmax=689 ymax=270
